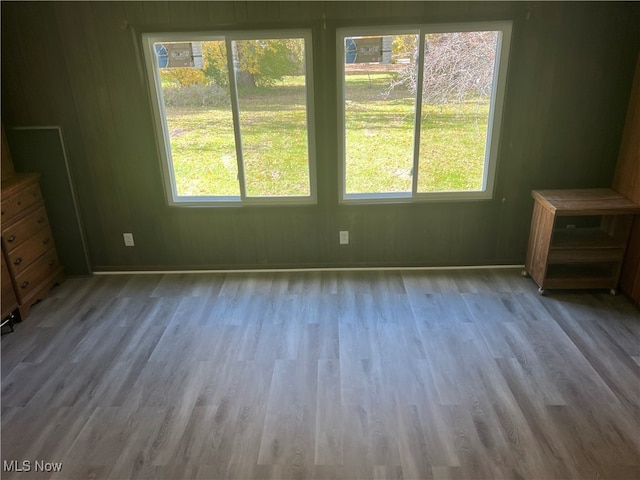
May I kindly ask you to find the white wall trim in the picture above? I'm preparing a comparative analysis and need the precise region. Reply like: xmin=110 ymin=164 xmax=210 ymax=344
xmin=92 ymin=265 xmax=524 ymax=275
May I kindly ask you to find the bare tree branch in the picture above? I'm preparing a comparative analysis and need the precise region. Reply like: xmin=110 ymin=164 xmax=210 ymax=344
xmin=388 ymin=31 xmax=498 ymax=104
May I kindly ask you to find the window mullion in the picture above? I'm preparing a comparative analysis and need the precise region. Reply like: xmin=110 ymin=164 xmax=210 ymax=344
xmin=338 ymin=35 xmax=347 ymax=200
xmin=226 ymin=38 xmax=247 ymax=200
xmin=411 ymin=31 xmax=426 ymax=196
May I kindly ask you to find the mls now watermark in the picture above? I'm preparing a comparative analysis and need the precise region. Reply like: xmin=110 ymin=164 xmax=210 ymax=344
xmin=3 ymin=460 xmax=63 ymax=473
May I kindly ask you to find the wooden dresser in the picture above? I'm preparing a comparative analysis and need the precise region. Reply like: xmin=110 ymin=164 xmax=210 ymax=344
xmin=1 ymin=173 xmax=64 ymax=319
xmin=1 ymin=252 xmax=18 ymax=330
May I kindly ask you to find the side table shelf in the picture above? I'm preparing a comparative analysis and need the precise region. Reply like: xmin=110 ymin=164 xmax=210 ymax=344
xmin=524 ymin=189 xmax=640 ymax=294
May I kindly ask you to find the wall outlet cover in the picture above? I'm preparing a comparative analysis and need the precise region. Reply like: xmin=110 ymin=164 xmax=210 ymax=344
xmin=123 ymin=232 xmax=135 ymax=247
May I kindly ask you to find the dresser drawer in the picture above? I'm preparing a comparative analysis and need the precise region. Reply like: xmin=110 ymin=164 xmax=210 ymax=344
xmin=2 ymin=181 xmax=43 ymax=222
xmin=2 ymin=204 xmax=48 ymax=252
xmin=1 ymin=199 xmax=13 ymax=222
xmin=5 ymin=226 xmax=56 ymax=277
xmin=13 ymin=250 xmax=61 ymax=303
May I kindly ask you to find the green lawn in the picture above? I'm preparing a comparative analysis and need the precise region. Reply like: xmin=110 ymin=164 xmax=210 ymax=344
xmin=164 ymin=72 xmax=490 ymax=197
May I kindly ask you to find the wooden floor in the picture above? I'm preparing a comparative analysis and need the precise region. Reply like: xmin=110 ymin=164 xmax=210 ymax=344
xmin=1 ymin=269 xmax=639 ymax=480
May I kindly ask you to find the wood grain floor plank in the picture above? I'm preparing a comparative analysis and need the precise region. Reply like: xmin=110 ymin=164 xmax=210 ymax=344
xmin=395 ymin=404 xmax=434 ymax=479
xmin=314 ymin=359 xmax=342 ymax=466
xmin=2 ymin=268 xmax=639 ymax=479
xmin=496 ymin=357 xmax=587 ymax=479
xmin=116 ymin=273 xmax=162 ymax=299
xmin=543 ymin=296 xmax=640 ymax=409
xmin=257 ymin=359 xmax=316 ymax=467
xmin=500 ymin=321 xmax=567 ymax=406
xmin=340 ymin=404 xmax=373 ymax=474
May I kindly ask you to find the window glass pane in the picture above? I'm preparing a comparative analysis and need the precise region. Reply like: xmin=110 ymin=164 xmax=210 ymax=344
xmin=155 ymin=40 xmax=240 ymax=197
xmin=417 ymin=31 xmax=498 ymax=192
xmin=233 ymin=38 xmax=311 ymax=197
xmin=344 ymin=34 xmax=418 ymax=195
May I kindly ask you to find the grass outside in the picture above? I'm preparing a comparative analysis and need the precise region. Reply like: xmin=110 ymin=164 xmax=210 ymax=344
xmin=164 ymin=71 xmax=490 ymax=197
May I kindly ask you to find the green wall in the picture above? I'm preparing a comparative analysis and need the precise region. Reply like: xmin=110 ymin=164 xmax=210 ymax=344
xmin=2 ymin=1 xmax=639 ymax=271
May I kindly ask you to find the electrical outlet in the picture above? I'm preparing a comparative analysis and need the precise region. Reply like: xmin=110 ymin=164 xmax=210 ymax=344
xmin=123 ymin=232 xmax=135 ymax=247
xmin=339 ymin=230 xmax=349 ymax=245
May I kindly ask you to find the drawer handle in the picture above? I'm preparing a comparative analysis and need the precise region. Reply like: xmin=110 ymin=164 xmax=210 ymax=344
xmin=42 ymin=238 xmax=50 ymax=245
xmin=13 ymin=257 xmax=23 ymax=265
xmin=20 ymin=281 xmax=29 ymax=289
xmin=16 ymin=201 xmax=22 ymax=206
xmin=48 ymin=259 xmax=56 ymax=267
xmin=7 ymin=235 xmax=16 ymax=242
xmin=37 ymin=216 xmax=45 ymax=224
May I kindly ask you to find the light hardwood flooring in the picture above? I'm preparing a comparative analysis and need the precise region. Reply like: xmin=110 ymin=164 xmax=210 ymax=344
xmin=1 ymin=269 xmax=639 ymax=480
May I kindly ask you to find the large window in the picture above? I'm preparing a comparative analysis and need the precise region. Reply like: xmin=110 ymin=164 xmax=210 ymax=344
xmin=338 ymin=22 xmax=511 ymax=202
xmin=143 ymin=31 xmax=316 ymax=205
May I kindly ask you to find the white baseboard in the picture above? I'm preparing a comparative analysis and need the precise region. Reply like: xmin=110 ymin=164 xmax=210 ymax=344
xmin=92 ymin=265 xmax=525 ymax=275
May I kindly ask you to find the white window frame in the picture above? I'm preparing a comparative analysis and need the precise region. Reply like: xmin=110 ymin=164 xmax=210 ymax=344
xmin=337 ymin=21 xmax=512 ymax=204
xmin=142 ymin=30 xmax=317 ymax=206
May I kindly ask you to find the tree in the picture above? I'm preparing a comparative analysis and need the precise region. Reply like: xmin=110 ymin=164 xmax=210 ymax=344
xmin=160 ymin=67 xmax=205 ymax=87
xmin=391 ymin=34 xmax=417 ymax=64
xmin=232 ymin=38 xmax=304 ymax=88
xmin=389 ymin=31 xmax=498 ymax=104
xmin=202 ymin=41 xmax=229 ymax=87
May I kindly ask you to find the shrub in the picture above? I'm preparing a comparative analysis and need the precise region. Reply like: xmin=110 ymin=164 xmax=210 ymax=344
xmin=162 ymin=83 xmax=229 ymax=108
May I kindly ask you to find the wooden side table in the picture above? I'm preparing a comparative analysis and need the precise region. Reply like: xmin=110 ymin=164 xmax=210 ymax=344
xmin=523 ymin=188 xmax=640 ymax=294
